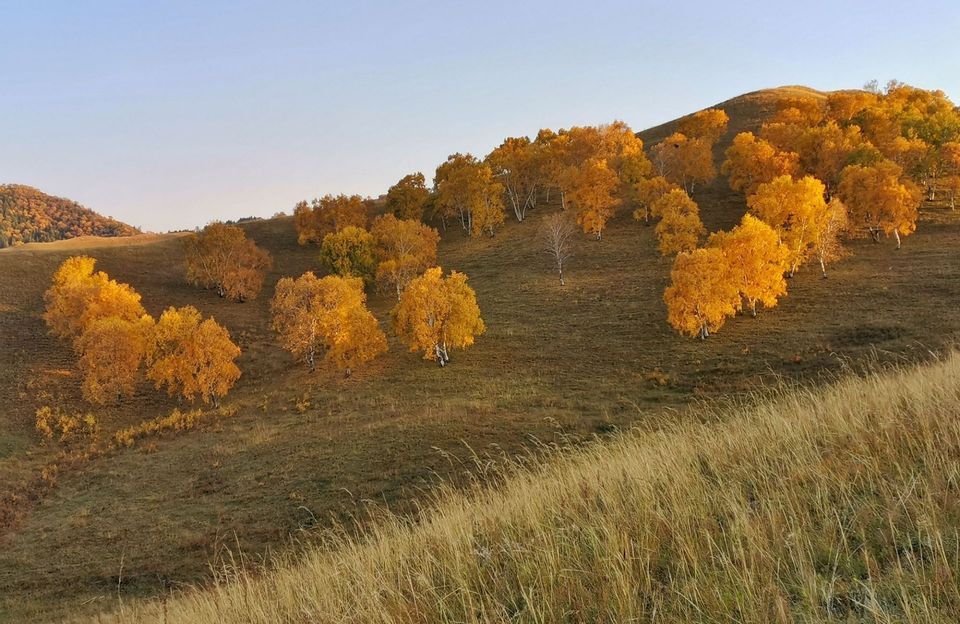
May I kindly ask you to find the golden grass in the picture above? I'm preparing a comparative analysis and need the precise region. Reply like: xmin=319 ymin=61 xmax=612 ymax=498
xmin=95 ymin=353 xmax=960 ymax=623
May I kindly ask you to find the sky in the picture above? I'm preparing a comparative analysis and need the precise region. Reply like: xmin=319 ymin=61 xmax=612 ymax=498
xmin=2 ymin=1 xmax=959 ymax=232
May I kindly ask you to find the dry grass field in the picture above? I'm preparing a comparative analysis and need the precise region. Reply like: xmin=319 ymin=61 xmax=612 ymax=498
xmin=1 ymin=86 xmax=959 ymax=621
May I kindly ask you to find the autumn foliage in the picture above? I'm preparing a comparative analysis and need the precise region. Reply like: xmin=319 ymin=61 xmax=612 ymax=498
xmin=721 ymin=132 xmax=799 ymax=196
xmin=567 ymin=159 xmax=620 ymax=240
xmin=184 ymin=222 xmax=272 ymax=301
xmin=370 ymin=214 xmax=440 ymax=298
xmin=653 ymin=189 xmax=705 ymax=256
xmin=294 ymin=194 xmax=369 ymax=245
xmin=433 ymin=153 xmax=505 ymax=237
xmin=147 ymin=306 xmax=241 ymax=406
xmin=43 ymin=256 xmax=146 ymax=344
xmin=664 ymin=248 xmax=740 ymax=339
xmin=0 ymin=184 xmax=138 ymax=248
xmin=708 ymin=214 xmax=789 ymax=316
xmin=271 ymin=272 xmax=387 ymax=372
xmin=747 ymin=175 xmax=830 ymax=276
xmin=386 ymin=173 xmax=430 ymax=221
xmin=392 ymin=267 xmax=484 ymax=366
xmin=838 ymin=161 xmax=922 ymax=248
xmin=77 ymin=315 xmax=154 ymax=404
xmin=319 ymin=226 xmax=377 ymax=283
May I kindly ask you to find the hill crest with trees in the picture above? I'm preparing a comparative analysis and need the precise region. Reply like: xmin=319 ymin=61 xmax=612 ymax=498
xmin=0 ymin=184 xmax=139 ymax=248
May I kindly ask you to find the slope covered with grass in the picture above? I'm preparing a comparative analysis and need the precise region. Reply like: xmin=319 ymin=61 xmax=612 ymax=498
xmin=3 ymin=86 xmax=960 ymax=620
xmin=99 ymin=353 xmax=960 ymax=623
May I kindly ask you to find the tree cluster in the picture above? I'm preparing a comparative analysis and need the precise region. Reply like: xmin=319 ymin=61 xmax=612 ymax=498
xmin=43 ymin=256 xmax=241 ymax=406
xmin=0 ymin=184 xmax=139 ymax=248
xmin=184 ymin=222 xmax=273 ymax=301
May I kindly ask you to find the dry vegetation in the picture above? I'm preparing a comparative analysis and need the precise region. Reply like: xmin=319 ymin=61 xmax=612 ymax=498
xmin=97 ymin=352 xmax=960 ymax=623
xmin=1 ymin=86 xmax=960 ymax=621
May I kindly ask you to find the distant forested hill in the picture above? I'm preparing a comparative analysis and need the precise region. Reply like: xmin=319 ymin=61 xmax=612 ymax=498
xmin=0 ymin=184 xmax=139 ymax=247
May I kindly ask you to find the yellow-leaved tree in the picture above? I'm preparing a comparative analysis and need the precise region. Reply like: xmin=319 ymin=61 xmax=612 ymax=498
xmin=652 ymin=189 xmax=705 ymax=256
xmin=184 ymin=222 xmax=272 ymax=301
xmin=392 ymin=267 xmax=484 ymax=366
xmin=271 ymin=272 xmax=387 ymax=372
xmin=319 ymin=226 xmax=377 ymax=284
xmin=708 ymin=214 xmax=789 ymax=317
xmin=567 ymin=158 xmax=620 ymax=240
xmin=631 ymin=175 xmax=677 ymax=225
xmin=43 ymin=256 xmax=146 ymax=345
xmin=77 ymin=315 xmax=155 ymax=404
xmin=651 ymin=132 xmax=716 ymax=194
xmin=147 ymin=306 xmax=241 ymax=406
xmin=678 ymin=108 xmax=730 ymax=145
xmin=747 ymin=175 xmax=830 ymax=276
xmin=838 ymin=161 xmax=922 ymax=249
xmin=370 ymin=214 xmax=440 ymax=298
xmin=386 ymin=172 xmax=430 ymax=221
xmin=721 ymin=132 xmax=799 ymax=196
xmin=294 ymin=194 xmax=369 ymax=245
xmin=814 ymin=198 xmax=850 ymax=277
xmin=433 ymin=153 xmax=505 ymax=237
xmin=664 ymin=248 xmax=739 ymax=339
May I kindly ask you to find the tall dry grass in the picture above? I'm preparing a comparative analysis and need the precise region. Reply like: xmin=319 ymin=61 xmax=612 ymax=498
xmin=94 ymin=354 xmax=960 ymax=623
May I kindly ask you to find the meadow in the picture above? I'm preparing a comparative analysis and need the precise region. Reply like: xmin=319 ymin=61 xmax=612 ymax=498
xmin=1 ymin=86 xmax=959 ymax=620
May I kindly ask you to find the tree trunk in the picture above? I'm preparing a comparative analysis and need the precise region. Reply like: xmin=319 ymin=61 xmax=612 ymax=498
xmin=894 ymin=229 xmax=901 ymax=250
xmin=750 ymin=301 xmax=757 ymax=318
xmin=558 ymin=266 xmax=565 ymax=286
xmin=819 ymin=256 xmax=827 ymax=278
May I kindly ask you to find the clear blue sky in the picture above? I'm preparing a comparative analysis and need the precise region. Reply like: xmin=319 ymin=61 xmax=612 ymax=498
xmin=2 ymin=1 xmax=958 ymax=231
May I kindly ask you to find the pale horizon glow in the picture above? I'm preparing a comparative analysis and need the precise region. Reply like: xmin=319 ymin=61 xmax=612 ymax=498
xmin=2 ymin=1 xmax=958 ymax=232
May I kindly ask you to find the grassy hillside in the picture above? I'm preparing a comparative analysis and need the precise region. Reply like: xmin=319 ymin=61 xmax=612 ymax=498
xmin=96 ymin=352 xmax=960 ymax=623
xmin=1 ymin=86 xmax=959 ymax=620
xmin=0 ymin=185 xmax=139 ymax=248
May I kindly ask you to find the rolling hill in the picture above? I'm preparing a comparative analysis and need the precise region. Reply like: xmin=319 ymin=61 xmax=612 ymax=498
xmin=0 ymin=184 xmax=139 ymax=248
xmin=1 ymin=86 xmax=959 ymax=621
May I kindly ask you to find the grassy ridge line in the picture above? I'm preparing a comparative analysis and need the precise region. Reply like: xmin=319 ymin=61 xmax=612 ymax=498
xmin=93 ymin=354 xmax=960 ymax=623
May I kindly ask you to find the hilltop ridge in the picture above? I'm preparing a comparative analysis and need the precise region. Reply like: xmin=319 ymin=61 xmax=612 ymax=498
xmin=0 ymin=184 xmax=139 ymax=248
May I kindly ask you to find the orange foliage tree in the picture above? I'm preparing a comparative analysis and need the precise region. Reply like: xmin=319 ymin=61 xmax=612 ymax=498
xmin=77 ymin=315 xmax=155 ymax=404
xmin=631 ymin=176 xmax=677 ymax=224
xmin=319 ymin=226 xmax=377 ymax=284
xmin=814 ymin=198 xmax=850 ymax=277
xmin=653 ymin=189 xmax=705 ymax=256
xmin=485 ymin=136 xmax=540 ymax=221
xmin=146 ymin=306 xmax=241 ymax=406
xmin=294 ymin=194 xmax=369 ymax=245
xmin=370 ymin=214 xmax=440 ymax=298
xmin=270 ymin=272 xmax=387 ymax=372
xmin=678 ymin=108 xmax=730 ymax=145
xmin=838 ymin=161 xmax=922 ymax=248
xmin=433 ymin=153 xmax=505 ymax=237
xmin=664 ymin=248 xmax=739 ymax=339
xmin=43 ymin=256 xmax=146 ymax=344
xmin=747 ymin=175 xmax=830 ymax=276
xmin=184 ymin=222 xmax=272 ymax=301
xmin=721 ymin=132 xmax=799 ymax=196
xmin=708 ymin=214 xmax=789 ymax=316
xmin=567 ymin=158 xmax=620 ymax=240
xmin=392 ymin=267 xmax=484 ymax=366
xmin=651 ymin=132 xmax=716 ymax=194
xmin=386 ymin=172 xmax=430 ymax=221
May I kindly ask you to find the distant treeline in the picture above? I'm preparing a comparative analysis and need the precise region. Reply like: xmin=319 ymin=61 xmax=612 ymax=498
xmin=0 ymin=184 xmax=139 ymax=248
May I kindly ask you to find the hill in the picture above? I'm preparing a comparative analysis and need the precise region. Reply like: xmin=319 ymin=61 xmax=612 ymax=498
xmin=95 ymin=353 xmax=960 ymax=623
xmin=1 ymin=86 xmax=959 ymax=621
xmin=0 ymin=184 xmax=139 ymax=248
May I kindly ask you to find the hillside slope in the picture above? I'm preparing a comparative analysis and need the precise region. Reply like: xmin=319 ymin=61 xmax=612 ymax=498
xmin=99 ymin=354 xmax=960 ymax=623
xmin=1 ymin=87 xmax=959 ymax=621
xmin=0 ymin=184 xmax=139 ymax=248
